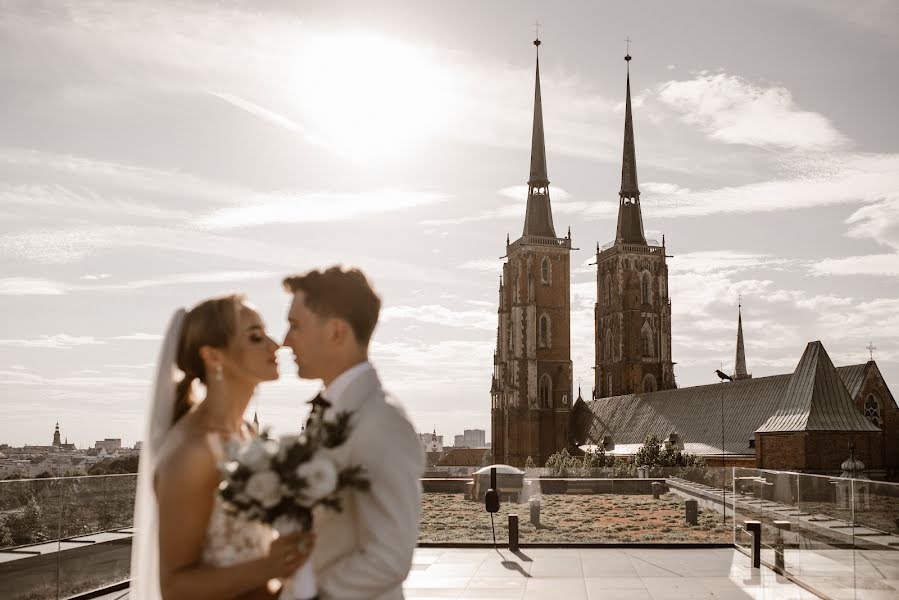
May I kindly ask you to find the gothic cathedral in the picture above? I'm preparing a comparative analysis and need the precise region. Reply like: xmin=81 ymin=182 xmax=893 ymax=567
xmin=594 ymin=53 xmax=675 ymax=398
xmin=491 ymin=39 xmax=573 ymax=467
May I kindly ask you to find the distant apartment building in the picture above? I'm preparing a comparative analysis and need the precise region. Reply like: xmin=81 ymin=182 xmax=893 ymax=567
xmin=463 ymin=429 xmax=486 ymax=448
xmin=94 ymin=438 xmax=122 ymax=453
xmin=452 ymin=429 xmax=488 ymax=448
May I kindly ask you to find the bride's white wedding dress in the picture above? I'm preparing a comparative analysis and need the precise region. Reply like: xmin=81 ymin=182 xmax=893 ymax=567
xmin=130 ymin=310 xmax=279 ymax=599
xmin=201 ymin=433 xmax=273 ymax=568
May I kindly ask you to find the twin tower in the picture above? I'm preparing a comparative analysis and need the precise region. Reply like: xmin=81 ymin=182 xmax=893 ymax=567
xmin=491 ymin=41 xmax=675 ymax=467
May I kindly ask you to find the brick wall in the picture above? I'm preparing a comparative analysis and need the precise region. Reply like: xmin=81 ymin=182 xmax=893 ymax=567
xmin=756 ymin=431 xmax=883 ymax=473
xmin=852 ymin=364 xmax=899 ymax=473
xmin=756 ymin=432 xmax=805 ymax=470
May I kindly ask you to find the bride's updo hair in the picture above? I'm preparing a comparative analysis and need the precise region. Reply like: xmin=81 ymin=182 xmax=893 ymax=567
xmin=173 ymin=294 xmax=244 ymax=425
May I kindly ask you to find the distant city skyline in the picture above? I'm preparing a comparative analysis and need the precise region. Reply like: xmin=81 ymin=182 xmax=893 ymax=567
xmin=2 ymin=1 xmax=898 ymax=446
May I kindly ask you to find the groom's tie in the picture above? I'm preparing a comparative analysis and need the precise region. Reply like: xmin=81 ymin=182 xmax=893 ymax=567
xmin=307 ymin=393 xmax=331 ymax=411
xmin=304 ymin=392 xmax=331 ymax=431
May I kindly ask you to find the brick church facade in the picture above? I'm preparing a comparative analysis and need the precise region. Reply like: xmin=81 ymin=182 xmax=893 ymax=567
xmin=594 ymin=53 xmax=675 ymax=398
xmin=490 ymin=39 xmax=573 ymax=467
xmin=491 ymin=45 xmax=899 ymax=476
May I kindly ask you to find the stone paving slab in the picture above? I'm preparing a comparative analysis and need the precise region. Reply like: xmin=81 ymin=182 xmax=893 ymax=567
xmin=53 ymin=547 xmax=832 ymax=600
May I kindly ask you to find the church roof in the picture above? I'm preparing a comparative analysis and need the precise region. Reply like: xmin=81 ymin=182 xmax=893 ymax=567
xmin=836 ymin=362 xmax=869 ymax=400
xmin=576 ymin=349 xmax=881 ymax=457
xmin=756 ymin=341 xmax=879 ymax=433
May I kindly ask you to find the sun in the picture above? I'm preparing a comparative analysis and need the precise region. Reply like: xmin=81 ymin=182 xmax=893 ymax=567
xmin=294 ymin=32 xmax=457 ymax=162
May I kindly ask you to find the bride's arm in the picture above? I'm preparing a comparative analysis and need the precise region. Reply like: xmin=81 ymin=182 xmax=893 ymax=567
xmin=155 ymin=439 xmax=305 ymax=600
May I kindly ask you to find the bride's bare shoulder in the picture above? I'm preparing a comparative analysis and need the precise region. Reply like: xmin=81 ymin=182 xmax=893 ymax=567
xmin=155 ymin=422 xmax=218 ymax=487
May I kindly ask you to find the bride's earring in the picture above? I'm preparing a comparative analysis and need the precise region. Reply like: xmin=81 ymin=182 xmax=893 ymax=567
xmin=214 ymin=365 xmax=223 ymax=382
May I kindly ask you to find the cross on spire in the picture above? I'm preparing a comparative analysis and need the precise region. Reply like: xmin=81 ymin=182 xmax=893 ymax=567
xmin=534 ymin=20 xmax=541 ymax=41
xmin=867 ymin=341 xmax=877 ymax=361
xmin=625 ymin=36 xmax=632 ymax=57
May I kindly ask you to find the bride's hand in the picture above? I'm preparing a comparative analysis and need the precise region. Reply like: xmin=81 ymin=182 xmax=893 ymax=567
xmin=262 ymin=532 xmax=316 ymax=579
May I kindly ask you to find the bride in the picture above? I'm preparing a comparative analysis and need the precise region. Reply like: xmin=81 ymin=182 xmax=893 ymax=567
xmin=130 ymin=295 xmax=313 ymax=599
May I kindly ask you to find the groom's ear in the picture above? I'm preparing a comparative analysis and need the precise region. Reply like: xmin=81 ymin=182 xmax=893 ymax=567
xmin=327 ymin=317 xmax=353 ymax=346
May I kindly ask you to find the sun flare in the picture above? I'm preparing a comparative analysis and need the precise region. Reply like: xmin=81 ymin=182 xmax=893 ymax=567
xmin=294 ymin=32 xmax=457 ymax=162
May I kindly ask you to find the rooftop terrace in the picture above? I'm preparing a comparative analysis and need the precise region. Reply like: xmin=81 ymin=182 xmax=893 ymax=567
xmin=1 ymin=467 xmax=897 ymax=599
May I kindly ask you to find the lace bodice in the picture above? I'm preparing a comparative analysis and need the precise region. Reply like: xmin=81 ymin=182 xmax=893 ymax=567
xmin=201 ymin=494 xmax=272 ymax=567
xmin=201 ymin=433 xmax=272 ymax=567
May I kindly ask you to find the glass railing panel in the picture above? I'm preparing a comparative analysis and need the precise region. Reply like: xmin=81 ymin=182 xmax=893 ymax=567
xmin=0 ymin=477 xmax=63 ymax=600
xmin=795 ymin=470 xmax=858 ymax=600
xmin=850 ymin=478 xmax=899 ymax=599
xmin=730 ymin=469 xmax=899 ymax=600
xmin=57 ymin=474 xmax=136 ymax=599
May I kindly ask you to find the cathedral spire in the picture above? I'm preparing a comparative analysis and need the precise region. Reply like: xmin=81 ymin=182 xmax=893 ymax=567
xmin=522 ymin=37 xmax=556 ymax=238
xmin=733 ymin=300 xmax=751 ymax=380
xmin=615 ymin=51 xmax=647 ymax=245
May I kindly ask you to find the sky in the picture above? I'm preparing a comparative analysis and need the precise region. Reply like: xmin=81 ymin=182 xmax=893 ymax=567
xmin=1 ymin=0 xmax=898 ymax=448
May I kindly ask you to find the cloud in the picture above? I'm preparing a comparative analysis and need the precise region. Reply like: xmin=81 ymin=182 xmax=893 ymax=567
xmin=813 ymin=254 xmax=899 ymax=277
xmin=0 ymin=271 xmax=278 ymax=296
xmin=0 ymin=183 xmax=190 ymax=223
xmin=632 ymin=153 xmax=899 ymax=218
xmin=0 ymin=334 xmax=105 ymax=349
xmin=198 ymin=189 xmax=449 ymax=229
xmin=0 ymin=277 xmax=68 ymax=295
xmin=657 ymin=73 xmax=846 ymax=150
xmin=381 ymin=304 xmax=496 ymax=331
xmin=812 ymin=194 xmax=899 ymax=277
xmin=846 ymin=195 xmax=899 ymax=250
xmin=458 ymin=259 xmax=503 ymax=273
xmin=0 ymin=148 xmax=240 ymax=207
xmin=420 ymin=204 xmax=521 ymax=227
xmin=207 ymin=91 xmax=306 ymax=134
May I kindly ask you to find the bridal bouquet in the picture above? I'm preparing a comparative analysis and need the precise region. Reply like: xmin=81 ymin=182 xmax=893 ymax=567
xmin=218 ymin=407 xmax=369 ymax=599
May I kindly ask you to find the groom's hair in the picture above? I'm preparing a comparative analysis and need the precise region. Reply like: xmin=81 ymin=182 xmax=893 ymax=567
xmin=283 ymin=266 xmax=381 ymax=346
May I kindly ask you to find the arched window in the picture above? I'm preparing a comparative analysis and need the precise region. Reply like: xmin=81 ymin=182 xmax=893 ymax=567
xmin=539 ymin=313 xmax=551 ymax=348
xmin=643 ymin=373 xmax=657 ymax=393
xmin=539 ymin=375 xmax=552 ymax=408
xmin=641 ymin=272 xmax=652 ymax=305
xmin=640 ymin=323 xmax=654 ymax=358
xmin=865 ymin=393 xmax=882 ymax=427
xmin=605 ymin=329 xmax=613 ymax=361
xmin=541 ymin=258 xmax=551 ymax=285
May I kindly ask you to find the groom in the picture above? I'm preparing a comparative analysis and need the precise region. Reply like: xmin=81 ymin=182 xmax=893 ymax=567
xmin=282 ymin=266 xmax=424 ymax=600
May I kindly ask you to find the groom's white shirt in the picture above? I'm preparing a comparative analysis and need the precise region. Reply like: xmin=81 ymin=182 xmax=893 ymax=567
xmin=312 ymin=361 xmax=424 ymax=600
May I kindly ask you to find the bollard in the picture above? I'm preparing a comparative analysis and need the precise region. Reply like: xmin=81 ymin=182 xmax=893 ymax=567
xmin=745 ymin=520 xmax=762 ymax=568
xmin=685 ymin=499 xmax=698 ymax=525
xmin=773 ymin=520 xmax=791 ymax=572
xmin=529 ymin=497 xmax=541 ymax=528
xmin=508 ymin=514 xmax=519 ymax=551
xmin=651 ymin=481 xmax=663 ymax=499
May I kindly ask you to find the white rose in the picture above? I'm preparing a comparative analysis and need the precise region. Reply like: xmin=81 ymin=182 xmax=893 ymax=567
xmin=238 ymin=438 xmax=270 ymax=472
xmin=245 ymin=470 xmax=282 ymax=508
xmin=272 ymin=515 xmax=303 ymax=537
xmin=295 ymin=455 xmax=338 ymax=506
